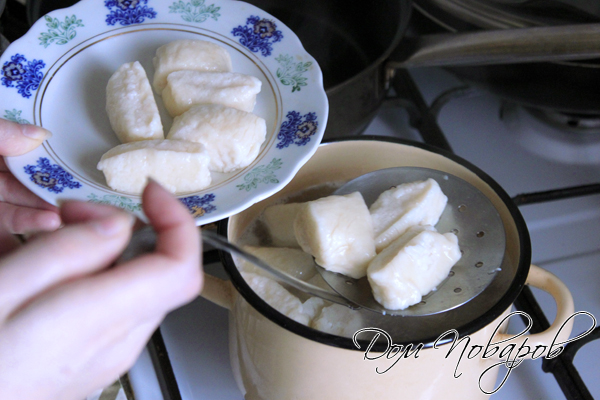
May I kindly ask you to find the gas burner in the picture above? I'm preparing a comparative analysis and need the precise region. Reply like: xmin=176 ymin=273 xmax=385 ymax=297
xmin=528 ymin=108 xmax=600 ymax=133
xmin=500 ymin=101 xmax=600 ymax=165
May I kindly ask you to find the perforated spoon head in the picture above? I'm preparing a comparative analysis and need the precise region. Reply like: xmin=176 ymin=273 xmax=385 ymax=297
xmin=316 ymin=166 xmax=506 ymax=316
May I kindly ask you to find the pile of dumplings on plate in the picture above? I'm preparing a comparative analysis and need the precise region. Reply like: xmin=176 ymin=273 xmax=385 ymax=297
xmin=237 ymin=178 xmax=462 ymax=336
xmin=97 ymin=39 xmax=266 ymax=195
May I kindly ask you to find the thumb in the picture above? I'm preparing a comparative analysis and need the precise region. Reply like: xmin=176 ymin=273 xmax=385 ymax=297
xmin=0 ymin=119 xmax=52 ymax=156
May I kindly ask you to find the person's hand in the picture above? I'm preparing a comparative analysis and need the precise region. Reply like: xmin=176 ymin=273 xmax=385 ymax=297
xmin=0 ymin=180 xmax=203 ymax=400
xmin=0 ymin=118 xmax=61 ymax=234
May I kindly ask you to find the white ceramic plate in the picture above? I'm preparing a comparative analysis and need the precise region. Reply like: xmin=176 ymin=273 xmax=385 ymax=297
xmin=1 ymin=0 xmax=327 ymax=224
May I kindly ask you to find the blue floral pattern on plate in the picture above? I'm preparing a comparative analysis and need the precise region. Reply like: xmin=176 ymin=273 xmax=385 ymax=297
xmin=0 ymin=0 xmax=327 ymax=226
xmin=24 ymin=157 xmax=82 ymax=193
xmin=276 ymin=111 xmax=318 ymax=149
xmin=104 ymin=0 xmax=157 ymax=26
xmin=180 ymin=193 xmax=217 ymax=217
xmin=1 ymin=54 xmax=45 ymax=99
xmin=231 ymin=15 xmax=283 ymax=57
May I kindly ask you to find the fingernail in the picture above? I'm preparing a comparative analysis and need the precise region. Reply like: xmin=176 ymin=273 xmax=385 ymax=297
xmin=147 ymin=177 xmax=161 ymax=187
xmin=20 ymin=124 xmax=52 ymax=141
xmin=126 ymin=213 xmax=137 ymax=227
xmin=91 ymin=214 xmax=131 ymax=236
xmin=39 ymin=212 xmax=62 ymax=231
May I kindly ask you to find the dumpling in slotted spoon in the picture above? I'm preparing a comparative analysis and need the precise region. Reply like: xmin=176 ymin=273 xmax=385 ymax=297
xmin=370 ymin=178 xmax=448 ymax=252
xmin=293 ymin=192 xmax=377 ymax=279
xmin=367 ymin=225 xmax=461 ymax=310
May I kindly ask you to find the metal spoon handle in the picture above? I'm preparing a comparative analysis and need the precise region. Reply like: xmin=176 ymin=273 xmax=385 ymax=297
xmin=118 ymin=227 xmax=357 ymax=308
xmin=201 ymin=230 xmax=359 ymax=309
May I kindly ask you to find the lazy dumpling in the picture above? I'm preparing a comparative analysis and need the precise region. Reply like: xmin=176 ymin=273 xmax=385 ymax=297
xmin=167 ymin=104 xmax=266 ymax=173
xmin=310 ymin=303 xmax=364 ymax=337
xmin=241 ymin=272 xmax=324 ymax=326
xmin=370 ymin=178 xmax=447 ymax=252
xmin=97 ymin=139 xmax=211 ymax=195
xmin=162 ymin=71 xmax=262 ymax=116
xmin=106 ymin=61 xmax=163 ymax=143
xmin=367 ymin=225 xmax=461 ymax=310
xmin=294 ymin=192 xmax=376 ymax=279
xmin=152 ymin=39 xmax=232 ymax=93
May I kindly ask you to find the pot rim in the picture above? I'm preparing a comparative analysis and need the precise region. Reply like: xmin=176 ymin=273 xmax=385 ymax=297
xmin=325 ymin=1 xmax=412 ymax=96
xmin=217 ymin=136 xmax=531 ymax=352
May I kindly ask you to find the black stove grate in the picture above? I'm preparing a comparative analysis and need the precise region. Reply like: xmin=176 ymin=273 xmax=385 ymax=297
xmin=2 ymin=1 xmax=597 ymax=395
xmin=391 ymin=68 xmax=599 ymax=400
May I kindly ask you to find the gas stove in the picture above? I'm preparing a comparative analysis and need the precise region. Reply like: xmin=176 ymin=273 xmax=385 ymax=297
xmin=404 ymin=67 xmax=600 ymax=400
xmin=128 ymin=67 xmax=600 ymax=400
xmin=2 ymin=0 xmax=598 ymax=398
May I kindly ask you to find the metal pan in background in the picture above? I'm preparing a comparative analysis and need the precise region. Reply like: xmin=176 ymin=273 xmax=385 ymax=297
xmin=245 ymin=0 xmax=600 ymax=137
xmin=1 ymin=0 xmax=9 ymax=53
xmin=412 ymin=0 xmax=600 ymax=116
xmin=244 ymin=0 xmax=410 ymax=138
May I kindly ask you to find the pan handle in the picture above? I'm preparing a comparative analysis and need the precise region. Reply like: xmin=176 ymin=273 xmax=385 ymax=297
xmin=201 ymin=273 xmax=235 ymax=310
xmin=387 ymin=23 xmax=600 ymax=68
xmin=489 ymin=264 xmax=575 ymax=358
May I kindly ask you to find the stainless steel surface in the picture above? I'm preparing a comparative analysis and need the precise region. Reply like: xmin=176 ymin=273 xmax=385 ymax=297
xmin=0 ymin=0 xmax=7 ymax=55
xmin=0 ymin=34 xmax=9 ymax=55
xmin=225 ymin=0 xmax=410 ymax=139
xmin=322 ymin=167 xmax=506 ymax=316
xmin=415 ymin=0 xmax=600 ymax=29
xmin=411 ymin=3 xmax=600 ymax=114
xmin=394 ymin=23 xmax=600 ymax=68
xmin=239 ymin=1 xmax=600 ymax=137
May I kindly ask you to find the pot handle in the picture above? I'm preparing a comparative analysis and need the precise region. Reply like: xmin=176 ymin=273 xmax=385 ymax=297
xmin=387 ymin=23 xmax=600 ymax=68
xmin=492 ymin=264 xmax=574 ymax=352
xmin=201 ymin=273 xmax=234 ymax=310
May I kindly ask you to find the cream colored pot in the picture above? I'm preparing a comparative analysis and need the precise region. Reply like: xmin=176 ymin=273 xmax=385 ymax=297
xmin=201 ymin=138 xmax=574 ymax=400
